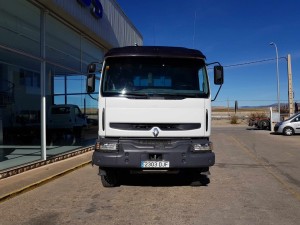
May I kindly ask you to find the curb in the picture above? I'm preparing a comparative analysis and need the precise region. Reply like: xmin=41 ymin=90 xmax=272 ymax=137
xmin=0 ymin=160 xmax=91 ymax=203
xmin=0 ymin=146 xmax=94 ymax=180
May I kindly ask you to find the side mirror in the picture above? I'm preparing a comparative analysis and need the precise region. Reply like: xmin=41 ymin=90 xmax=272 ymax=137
xmin=86 ymin=63 xmax=97 ymax=93
xmin=214 ymin=65 xmax=224 ymax=85
xmin=86 ymin=74 xmax=95 ymax=93
xmin=88 ymin=63 xmax=96 ymax=73
xmin=86 ymin=62 xmax=103 ymax=94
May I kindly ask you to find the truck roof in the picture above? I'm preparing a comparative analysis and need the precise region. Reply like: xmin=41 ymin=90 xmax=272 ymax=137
xmin=105 ymin=46 xmax=206 ymax=59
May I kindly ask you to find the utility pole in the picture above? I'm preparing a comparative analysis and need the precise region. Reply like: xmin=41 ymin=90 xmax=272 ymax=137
xmin=287 ymin=54 xmax=294 ymax=116
xmin=227 ymin=98 xmax=229 ymax=115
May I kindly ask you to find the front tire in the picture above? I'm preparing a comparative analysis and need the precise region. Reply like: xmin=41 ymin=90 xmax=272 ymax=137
xmin=283 ymin=127 xmax=294 ymax=136
xmin=100 ymin=169 xmax=120 ymax=187
xmin=187 ymin=169 xmax=210 ymax=186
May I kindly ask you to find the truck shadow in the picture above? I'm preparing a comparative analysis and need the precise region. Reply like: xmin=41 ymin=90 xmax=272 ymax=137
xmin=119 ymin=173 xmax=210 ymax=187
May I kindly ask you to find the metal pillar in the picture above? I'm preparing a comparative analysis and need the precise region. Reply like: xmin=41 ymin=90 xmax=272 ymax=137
xmin=40 ymin=10 xmax=47 ymax=160
xmin=270 ymin=42 xmax=280 ymax=115
xmin=287 ymin=54 xmax=294 ymax=116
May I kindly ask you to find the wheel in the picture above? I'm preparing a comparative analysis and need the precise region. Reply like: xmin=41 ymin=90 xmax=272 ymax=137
xmin=260 ymin=119 xmax=270 ymax=130
xmin=248 ymin=119 xmax=254 ymax=126
xmin=188 ymin=169 xmax=210 ymax=186
xmin=256 ymin=120 xmax=261 ymax=129
xmin=190 ymin=174 xmax=210 ymax=186
xmin=283 ymin=127 xmax=294 ymax=136
xmin=100 ymin=169 xmax=119 ymax=187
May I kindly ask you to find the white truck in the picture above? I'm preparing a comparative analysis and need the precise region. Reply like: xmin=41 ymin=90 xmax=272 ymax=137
xmin=47 ymin=104 xmax=87 ymax=144
xmin=47 ymin=104 xmax=87 ymax=131
xmin=7 ymin=104 xmax=87 ymax=145
xmin=86 ymin=46 xmax=224 ymax=187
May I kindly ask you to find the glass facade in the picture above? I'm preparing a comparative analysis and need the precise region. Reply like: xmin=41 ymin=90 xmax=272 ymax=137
xmin=0 ymin=0 xmax=103 ymax=171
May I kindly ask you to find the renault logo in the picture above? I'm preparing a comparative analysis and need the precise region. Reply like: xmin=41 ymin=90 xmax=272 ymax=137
xmin=152 ymin=127 xmax=159 ymax=137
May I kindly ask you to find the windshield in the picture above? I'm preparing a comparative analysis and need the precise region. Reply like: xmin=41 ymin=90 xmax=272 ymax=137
xmin=101 ymin=57 xmax=209 ymax=98
xmin=284 ymin=112 xmax=300 ymax=122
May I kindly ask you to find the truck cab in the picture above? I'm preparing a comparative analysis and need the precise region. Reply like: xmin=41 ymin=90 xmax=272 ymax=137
xmin=87 ymin=46 xmax=223 ymax=187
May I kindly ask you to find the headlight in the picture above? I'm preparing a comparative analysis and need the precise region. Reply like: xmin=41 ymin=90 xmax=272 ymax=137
xmin=95 ymin=141 xmax=119 ymax=151
xmin=193 ymin=142 xmax=213 ymax=151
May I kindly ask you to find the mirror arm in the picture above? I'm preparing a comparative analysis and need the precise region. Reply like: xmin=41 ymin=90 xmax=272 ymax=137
xmin=212 ymin=84 xmax=222 ymax=102
xmin=87 ymin=62 xmax=103 ymax=73
xmin=88 ymin=93 xmax=98 ymax=101
xmin=206 ymin=61 xmax=221 ymax=66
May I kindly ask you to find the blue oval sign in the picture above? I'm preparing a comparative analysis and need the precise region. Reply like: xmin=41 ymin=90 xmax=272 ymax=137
xmin=77 ymin=0 xmax=103 ymax=19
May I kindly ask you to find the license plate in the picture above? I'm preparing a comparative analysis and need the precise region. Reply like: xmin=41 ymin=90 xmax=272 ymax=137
xmin=141 ymin=161 xmax=170 ymax=168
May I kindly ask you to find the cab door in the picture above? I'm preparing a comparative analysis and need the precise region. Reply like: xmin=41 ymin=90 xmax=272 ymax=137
xmin=74 ymin=106 xmax=87 ymax=127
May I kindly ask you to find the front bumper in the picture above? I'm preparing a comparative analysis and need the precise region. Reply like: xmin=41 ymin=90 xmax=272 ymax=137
xmin=274 ymin=123 xmax=284 ymax=133
xmin=92 ymin=138 xmax=215 ymax=169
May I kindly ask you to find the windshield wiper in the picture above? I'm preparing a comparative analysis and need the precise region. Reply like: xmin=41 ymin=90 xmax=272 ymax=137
xmin=103 ymin=92 xmax=148 ymax=98
xmin=104 ymin=92 xmax=205 ymax=99
xmin=121 ymin=92 xmax=185 ymax=99
xmin=119 ymin=92 xmax=149 ymax=99
xmin=154 ymin=93 xmax=204 ymax=99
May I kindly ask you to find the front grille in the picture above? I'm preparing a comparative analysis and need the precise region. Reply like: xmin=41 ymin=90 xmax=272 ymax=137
xmin=110 ymin=123 xmax=201 ymax=131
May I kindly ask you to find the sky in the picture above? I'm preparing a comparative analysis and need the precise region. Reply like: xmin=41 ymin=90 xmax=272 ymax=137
xmin=116 ymin=0 xmax=300 ymax=107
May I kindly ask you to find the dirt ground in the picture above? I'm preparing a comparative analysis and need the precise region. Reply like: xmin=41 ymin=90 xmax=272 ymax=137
xmin=212 ymin=118 xmax=248 ymax=127
xmin=211 ymin=110 xmax=257 ymax=127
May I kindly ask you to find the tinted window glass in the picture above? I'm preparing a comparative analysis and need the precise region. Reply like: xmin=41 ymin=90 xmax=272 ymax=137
xmin=51 ymin=107 xmax=70 ymax=114
xmin=101 ymin=57 xmax=209 ymax=98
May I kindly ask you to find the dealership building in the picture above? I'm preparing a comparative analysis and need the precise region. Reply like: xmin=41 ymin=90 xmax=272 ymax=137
xmin=0 ymin=0 xmax=142 ymax=175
